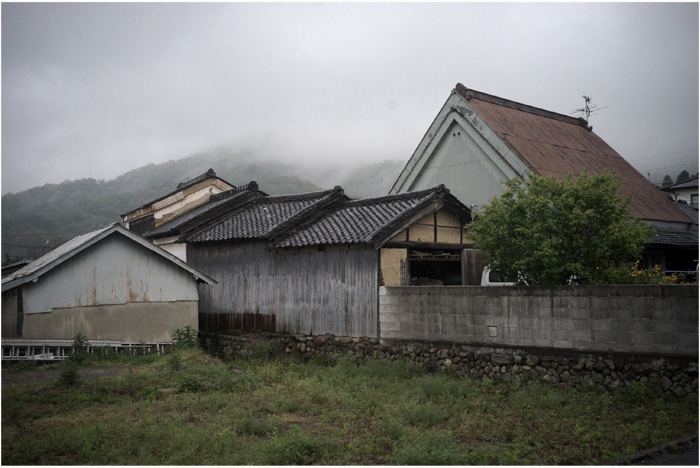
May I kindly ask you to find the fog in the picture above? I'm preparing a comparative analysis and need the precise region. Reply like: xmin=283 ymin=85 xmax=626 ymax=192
xmin=2 ymin=2 xmax=698 ymax=194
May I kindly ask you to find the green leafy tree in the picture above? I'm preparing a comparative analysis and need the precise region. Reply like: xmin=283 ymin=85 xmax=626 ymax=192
xmin=662 ymin=175 xmax=673 ymax=187
xmin=468 ymin=170 xmax=653 ymax=285
xmin=676 ymin=170 xmax=690 ymax=184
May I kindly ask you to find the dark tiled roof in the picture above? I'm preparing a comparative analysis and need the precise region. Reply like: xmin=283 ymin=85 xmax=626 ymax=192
xmin=649 ymin=203 xmax=698 ymax=247
xmin=121 ymin=168 xmax=235 ymax=217
xmin=186 ymin=189 xmax=343 ymax=243
xmin=454 ymin=84 xmax=692 ymax=224
xmin=274 ymin=186 xmax=471 ymax=249
xmin=143 ymin=182 xmax=263 ymax=239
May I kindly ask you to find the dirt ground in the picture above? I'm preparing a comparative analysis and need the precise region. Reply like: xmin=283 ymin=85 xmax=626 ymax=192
xmin=1 ymin=365 xmax=133 ymax=387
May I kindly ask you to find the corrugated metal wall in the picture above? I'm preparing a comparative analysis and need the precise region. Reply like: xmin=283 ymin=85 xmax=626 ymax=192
xmin=189 ymin=241 xmax=379 ymax=337
xmin=22 ymin=234 xmax=200 ymax=314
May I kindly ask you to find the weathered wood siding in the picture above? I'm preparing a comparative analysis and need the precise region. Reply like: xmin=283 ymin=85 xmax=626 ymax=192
xmin=189 ymin=241 xmax=379 ymax=337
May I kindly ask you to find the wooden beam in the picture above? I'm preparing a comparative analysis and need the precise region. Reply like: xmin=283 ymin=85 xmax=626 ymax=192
xmin=384 ymin=241 xmax=476 ymax=250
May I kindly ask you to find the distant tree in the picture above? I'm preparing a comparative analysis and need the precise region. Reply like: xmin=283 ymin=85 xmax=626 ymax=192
xmin=468 ymin=170 xmax=653 ymax=285
xmin=676 ymin=170 xmax=690 ymax=184
xmin=662 ymin=175 xmax=673 ymax=187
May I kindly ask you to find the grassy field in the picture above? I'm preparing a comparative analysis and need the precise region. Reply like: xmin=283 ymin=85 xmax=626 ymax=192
xmin=2 ymin=344 xmax=697 ymax=465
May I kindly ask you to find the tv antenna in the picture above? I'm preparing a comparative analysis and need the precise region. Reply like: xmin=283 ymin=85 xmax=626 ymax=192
xmin=569 ymin=95 xmax=608 ymax=123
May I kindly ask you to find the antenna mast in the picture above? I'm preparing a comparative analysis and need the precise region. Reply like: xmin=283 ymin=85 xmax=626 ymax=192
xmin=570 ymin=95 xmax=608 ymax=123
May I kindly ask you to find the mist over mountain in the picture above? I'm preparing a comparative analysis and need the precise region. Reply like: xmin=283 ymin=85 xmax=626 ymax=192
xmin=1 ymin=148 xmax=406 ymax=262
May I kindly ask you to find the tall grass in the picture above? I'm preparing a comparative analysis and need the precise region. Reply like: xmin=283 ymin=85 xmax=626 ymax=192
xmin=2 ymin=347 xmax=697 ymax=465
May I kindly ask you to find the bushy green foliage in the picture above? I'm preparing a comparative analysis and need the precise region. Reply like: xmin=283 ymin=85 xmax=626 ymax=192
xmin=469 ymin=170 xmax=653 ymax=285
xmin=171 ymin=326 xmax=198 ymax=348
xmin=57 ymin=360 xmax=81 ymax=387
xmin=596 ymin=262 xmax=679 ymax=285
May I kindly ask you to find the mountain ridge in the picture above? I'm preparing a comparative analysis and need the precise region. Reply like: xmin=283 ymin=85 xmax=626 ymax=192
xmin=2 ymin=148 xmax=405 ymax=262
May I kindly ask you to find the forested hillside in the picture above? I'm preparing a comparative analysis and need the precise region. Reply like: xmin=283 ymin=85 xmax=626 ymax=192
xmin=2 ymin=148 xmax=405 ymax=263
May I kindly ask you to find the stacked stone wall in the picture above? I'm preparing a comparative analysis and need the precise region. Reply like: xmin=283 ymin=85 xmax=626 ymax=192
xmin=200 ymin=331 xmax=698 ymax=397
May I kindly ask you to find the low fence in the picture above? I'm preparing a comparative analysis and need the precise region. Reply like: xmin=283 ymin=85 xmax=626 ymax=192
xmin=379 ymin=285 xmax=698 ymax=357
xmin=1 ymin=339 xmax=172 ymax=362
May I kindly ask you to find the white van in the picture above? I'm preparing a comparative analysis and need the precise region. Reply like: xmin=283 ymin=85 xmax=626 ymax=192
xmin=480 ymin=267 xmax=517 ymax=286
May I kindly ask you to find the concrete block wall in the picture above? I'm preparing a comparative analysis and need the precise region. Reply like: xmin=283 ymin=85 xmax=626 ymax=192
xmin=379 ymin=285 xmax=698 ymax=357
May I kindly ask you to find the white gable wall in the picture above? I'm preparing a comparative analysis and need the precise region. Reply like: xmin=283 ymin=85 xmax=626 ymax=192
xmin=21 ymin=233 xmax=199 ymax=314
xmin=391 ymin=93 xmax=529 ymax=209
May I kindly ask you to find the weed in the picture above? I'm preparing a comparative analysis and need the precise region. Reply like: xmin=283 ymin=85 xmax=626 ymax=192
xmin=406 ymin=403 xmax=449 ymax=427
xmin=171 ymin=326 xmax=198 ymax=349
xmin=391 ymin=430 xmax=466 ymax=465
xmin=57 ymin=360 xmax=81 ymax=387
xmin=168 ymin=354 xmax=183 ymax=373
xmin=261 ymin=424 xmax=338 ymax=464
xmin=623 ymin=381 xmax=649 ymax=404
xmin=7 ymin=360 xmax=38 ymax=372
xmin=235 ymin=415 xmax=272 ymax=436
xmin=69 ymin=332 xmax=89 ymax=364
xmin=250 ymin=341 xmax=275 ymax=361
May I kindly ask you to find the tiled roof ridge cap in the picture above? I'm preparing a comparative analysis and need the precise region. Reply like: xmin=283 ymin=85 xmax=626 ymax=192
xmin=257 ymin=187 xmax=343 ymax=204
xmin=210 ymin=181 xmax=259 ymax=201
xmin=454 ymin=83 xmax=589 ymax=128
xmin=121 ymin=168 xmax=235 ymax=217
xmin=265 ymin=189 xmax=346 ymax=240
xmin=344 ymin=185 xmax=448 ymax=206
xmin=177 ymin=168 xmax=218 ymax=188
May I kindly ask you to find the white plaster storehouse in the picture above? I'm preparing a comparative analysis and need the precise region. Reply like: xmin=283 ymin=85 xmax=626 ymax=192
xmin=2 ymin=223 xmax=216 ymax=342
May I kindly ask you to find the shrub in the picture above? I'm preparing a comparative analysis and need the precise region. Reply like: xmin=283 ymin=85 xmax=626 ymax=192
xmin=70 ymin=333 xmax=89 ymax=364
xmin=261 ymin=425 xmax=338 ymax=464
xmin=57 ymin=360 xmax=81 ymax=387
xmin=171 ymin=326 xmax=198 ymax=349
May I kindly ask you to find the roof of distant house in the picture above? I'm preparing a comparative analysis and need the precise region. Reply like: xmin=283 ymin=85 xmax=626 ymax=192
xmin=649 ymin=202 xmax=698 ymax=247
xmin=274 ymin=185 xmax=471 ymax=249
xmin=660 ymin=176 xmax=699 ymax=192
xmin=185 ymin=187 xmax=348 ymax=243
xmin=453 ymin=84 xmax=691 ymax=224
xmin=2 ymin=223 xmax=216 ymax=292
xmin=121 ymin=168 xmax=235 ymax=217
xmin=143 ymin=181 xmax=266 ymax=239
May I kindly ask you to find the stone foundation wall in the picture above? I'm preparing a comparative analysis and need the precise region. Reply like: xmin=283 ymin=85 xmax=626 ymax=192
xmin=201 ymin=331 xmax=698 ymax=397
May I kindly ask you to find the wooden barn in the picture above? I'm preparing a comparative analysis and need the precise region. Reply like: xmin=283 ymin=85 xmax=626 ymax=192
xmin=183 ymin=185 xmax=473 ymax=338
xmin=2 ymin=223 xmax=216 ymax=343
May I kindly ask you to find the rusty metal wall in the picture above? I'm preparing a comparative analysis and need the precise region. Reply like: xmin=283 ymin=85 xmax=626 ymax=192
xmin=21 ymin=234 xmax=200 ymax=314
xmin=189 ymin=241 xmax=379 ymax=337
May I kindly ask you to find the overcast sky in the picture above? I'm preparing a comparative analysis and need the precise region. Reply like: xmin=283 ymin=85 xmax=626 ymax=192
xmin=2 ymin=2 xmax=698 ymax=194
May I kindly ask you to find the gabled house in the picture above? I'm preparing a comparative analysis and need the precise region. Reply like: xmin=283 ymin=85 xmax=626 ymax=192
xmin=183 ymin=185 xmax=472 ymax=337
xmin=661 ymin=176 xmax=699 ymax=208
xmin=121 ymin=168 xmax=235 ymax=246
xmin=141 ymin=181 xmax=267 ymax=261
xmin=1 ymin=223 xmax=216 ymax=342
xmin=391 ymin=84 xmax=697 ymax=271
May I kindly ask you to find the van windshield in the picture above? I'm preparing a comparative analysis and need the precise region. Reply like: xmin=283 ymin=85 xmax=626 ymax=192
xmin=489 ymin=270 xmax=516 ymax=283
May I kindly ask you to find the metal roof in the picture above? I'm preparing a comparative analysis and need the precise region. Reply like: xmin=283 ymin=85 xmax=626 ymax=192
xmin=2 ymin=223 xmax=216 ymax=292
xmin=661 ymin=176 xmax=699 ymax=192
xmin=454 ymin=84 xmax=692 ymax=224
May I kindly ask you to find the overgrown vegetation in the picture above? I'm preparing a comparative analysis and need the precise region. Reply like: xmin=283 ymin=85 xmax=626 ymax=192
xmin=469 ymin=170 xmax=655 ymax=285
xmin=2 ymin=346 xmax=696 ymax=465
